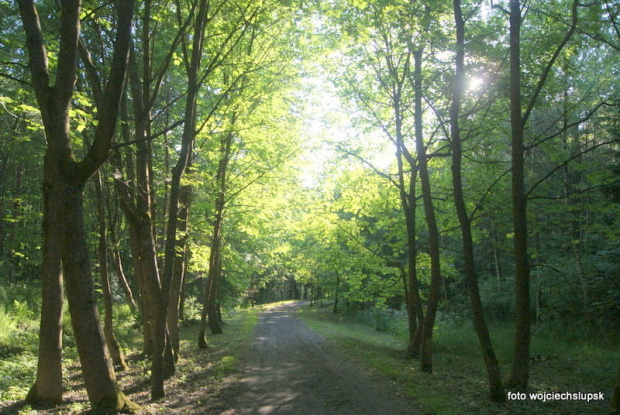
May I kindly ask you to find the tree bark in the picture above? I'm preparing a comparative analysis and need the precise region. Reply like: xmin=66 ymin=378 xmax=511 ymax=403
xmin=26 ymin=153 xmax=63 ymax=406
xmin=412 ymin=49 xmax=442 ymax=374
xmin=507 ymin=0 xmax=531 ymax=391
xmin=204 ymin=130 xmax=234 ymax=335
xmin=112 ymin=247 xmax=137 ymax=311
xmin=198 ymin=275 xmax=211 ymax=349
xmin=94 ymin=170 xmax=128 ymax=371
xmin=167 ymin=182 xmax=192 ymax=357
xmin=449 ymin=0 xmax=505 ymax=400
xmin=17 ymin=0 xmax=136 ymax=410
xmin=397 ymin=133 xmax=423 ymax=358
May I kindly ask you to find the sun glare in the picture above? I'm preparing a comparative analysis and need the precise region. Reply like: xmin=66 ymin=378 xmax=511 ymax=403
xmin=467 ymin=76 xmax=485 ymax=91
xmin=467 ymin=76 xmax=486 ymax=91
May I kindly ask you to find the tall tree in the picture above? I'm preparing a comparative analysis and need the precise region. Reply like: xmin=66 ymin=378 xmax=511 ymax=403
xmin=16 ymin=0 xmax=136 ymax=411
xmin=507 ymin=0 xmax=531 ymax=390
xmin=507 ymin=0 xmax=580 ymax=390
xmin=448 ymin=0 xmax=504 ymax=400
xmin=410 ymin=48 xmax=442 ymax=374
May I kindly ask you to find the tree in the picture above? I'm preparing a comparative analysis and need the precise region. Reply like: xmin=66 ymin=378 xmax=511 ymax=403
xmin=94 ymin=169 xmax=128 ymax=370
xmin=507 ymin=0 xmax=580 ymax=390
xmin=448 ymin=0 xmax=504 ymax=400
xmin=410 ymin=47 xmax=443 ymax=374
xmin=17 ymin=0 xmax=136 ymax=411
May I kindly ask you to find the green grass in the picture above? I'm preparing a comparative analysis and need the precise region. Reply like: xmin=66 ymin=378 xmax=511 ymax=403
xmin=0 ymin=301 xmax=39 ymax=402
xmin=0 ymin=301 xmax=265 ymax=413
xmin=299 ymin=304 xmax=617 ymax=415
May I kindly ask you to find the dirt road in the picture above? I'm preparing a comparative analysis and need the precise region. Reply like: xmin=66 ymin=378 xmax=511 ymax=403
xmin=215 ymin=301 xmax=422 ymax=415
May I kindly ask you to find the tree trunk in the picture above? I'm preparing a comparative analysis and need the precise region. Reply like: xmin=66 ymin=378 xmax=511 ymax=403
xmin=112 ymin=247 xmax=137 ymax=311
xmin=198 ymin=274 xmax=210 ymax=349
xmin=59 ymin=177 xmax=133 ymax=411
xmin=207 ymin=239 xmax=224 ymax=334
xmin=449 ymin=0 xmax=505 ymax=400
xmin=490 ymin=221 xmax=504 ymax=287
xmin=507 ymin=0 xmax=531 ymax=391
xmin=201 ymin=128 xmax=234 ymax=336
xmin=167 ymin=182 xmax=192 ymax=357
xmin=412 ymin=49 xmax=442 ymax=374
xmin=401 ymin=162 xmax=423 ymax=358
xmin=94 ymin=170 xmax=128 ymax=370
xmin=17 ymin=0 xmax=136 ymax=409
xmin=388 ymin=47 xmax=422 ymax=359
xmin=26 ymin=154 xmax=63 ymax=406
xmin=333 ymin=274 xmax=340 ymax=313
xmin=154 ymin=0 xmax=210 ymax=399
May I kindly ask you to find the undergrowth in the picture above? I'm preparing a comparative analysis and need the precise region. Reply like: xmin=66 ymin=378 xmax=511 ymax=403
xmin=299 ymin=303 xmax=617 ymax=415
xmin=0 ymin=288 xmax=40 ymax=402
xmin=0 ymin=298 xmax=265 ymax=414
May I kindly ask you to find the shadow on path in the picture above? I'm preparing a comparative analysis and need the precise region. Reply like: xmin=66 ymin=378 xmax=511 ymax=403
xmin=215 ymin=301 xmax=422 ymax=415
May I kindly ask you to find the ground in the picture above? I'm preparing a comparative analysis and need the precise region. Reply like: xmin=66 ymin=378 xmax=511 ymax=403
xmin=213 ymin=301 xmax=422 ymax=415
xmin=0 ymin=301 xmax=423 ymax=415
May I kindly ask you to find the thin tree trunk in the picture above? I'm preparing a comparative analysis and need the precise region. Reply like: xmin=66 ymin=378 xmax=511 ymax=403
xmin=153 ymin=0 xmax=209 ymax=399
xmin=490 ymin=221 xmax=504 ymax=287
xmin=201 ymin=128 xmax=234 ymax=336
xmin=112 ymin=248 xmax=137 ymax=311
xmin=507 ymin=0 xmax=531 ymax=390
xmin=412 ymin=49 xmax=442 ymax=374
xmin=198 ymin=275 xmax=210 ymax=349
xmin=94 ymin=170 xmax=128 ymax=370
xmin=388 ymin=47 xmax=422 ymax=358
xmin=449 ymin=0 xmax=505 ymax=400
xmin=207 ymin=233 xmax=224 ymax=334
xmin=167 ymin=182 xmax=192 ymax=357
xmin=333 ymin=274 xmax=340 ymax=313
xmin=401 ymin=163 xmax=423 ymax=358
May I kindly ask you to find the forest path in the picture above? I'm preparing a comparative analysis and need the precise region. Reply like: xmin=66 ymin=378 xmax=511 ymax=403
xmin=213 ymin=301 xmax=422 ymax=415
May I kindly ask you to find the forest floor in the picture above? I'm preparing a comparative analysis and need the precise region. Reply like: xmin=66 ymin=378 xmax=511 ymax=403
xmin=0 ymin=301 xmax=422 ymax=415
xmin=1 ymin=300 xmax=615 ymax=414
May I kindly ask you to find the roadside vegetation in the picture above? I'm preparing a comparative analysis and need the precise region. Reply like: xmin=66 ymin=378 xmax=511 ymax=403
xmin=300 ymin=303 xmax=616 ymax=415
xmin=0 ymin=302 xmax=263 ymax=414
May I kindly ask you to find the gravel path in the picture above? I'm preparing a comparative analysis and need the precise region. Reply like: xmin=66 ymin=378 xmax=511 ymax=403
xmin=215 ymin=301 xmax=422 ymax=415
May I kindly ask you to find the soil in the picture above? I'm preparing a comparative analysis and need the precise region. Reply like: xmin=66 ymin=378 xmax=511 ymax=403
xmin=210 ymin=301 xmax=423 ymax=415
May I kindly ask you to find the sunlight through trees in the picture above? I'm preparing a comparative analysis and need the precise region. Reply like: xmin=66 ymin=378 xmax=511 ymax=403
xmin=0 ymin=0 xmax=618 ymax=413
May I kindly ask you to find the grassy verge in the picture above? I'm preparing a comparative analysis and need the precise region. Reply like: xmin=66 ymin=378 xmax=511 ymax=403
xmin=0 ymin=303 xmax=267 ymax=414
xmin=299 ymin=304 xmax=616 ymax=415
